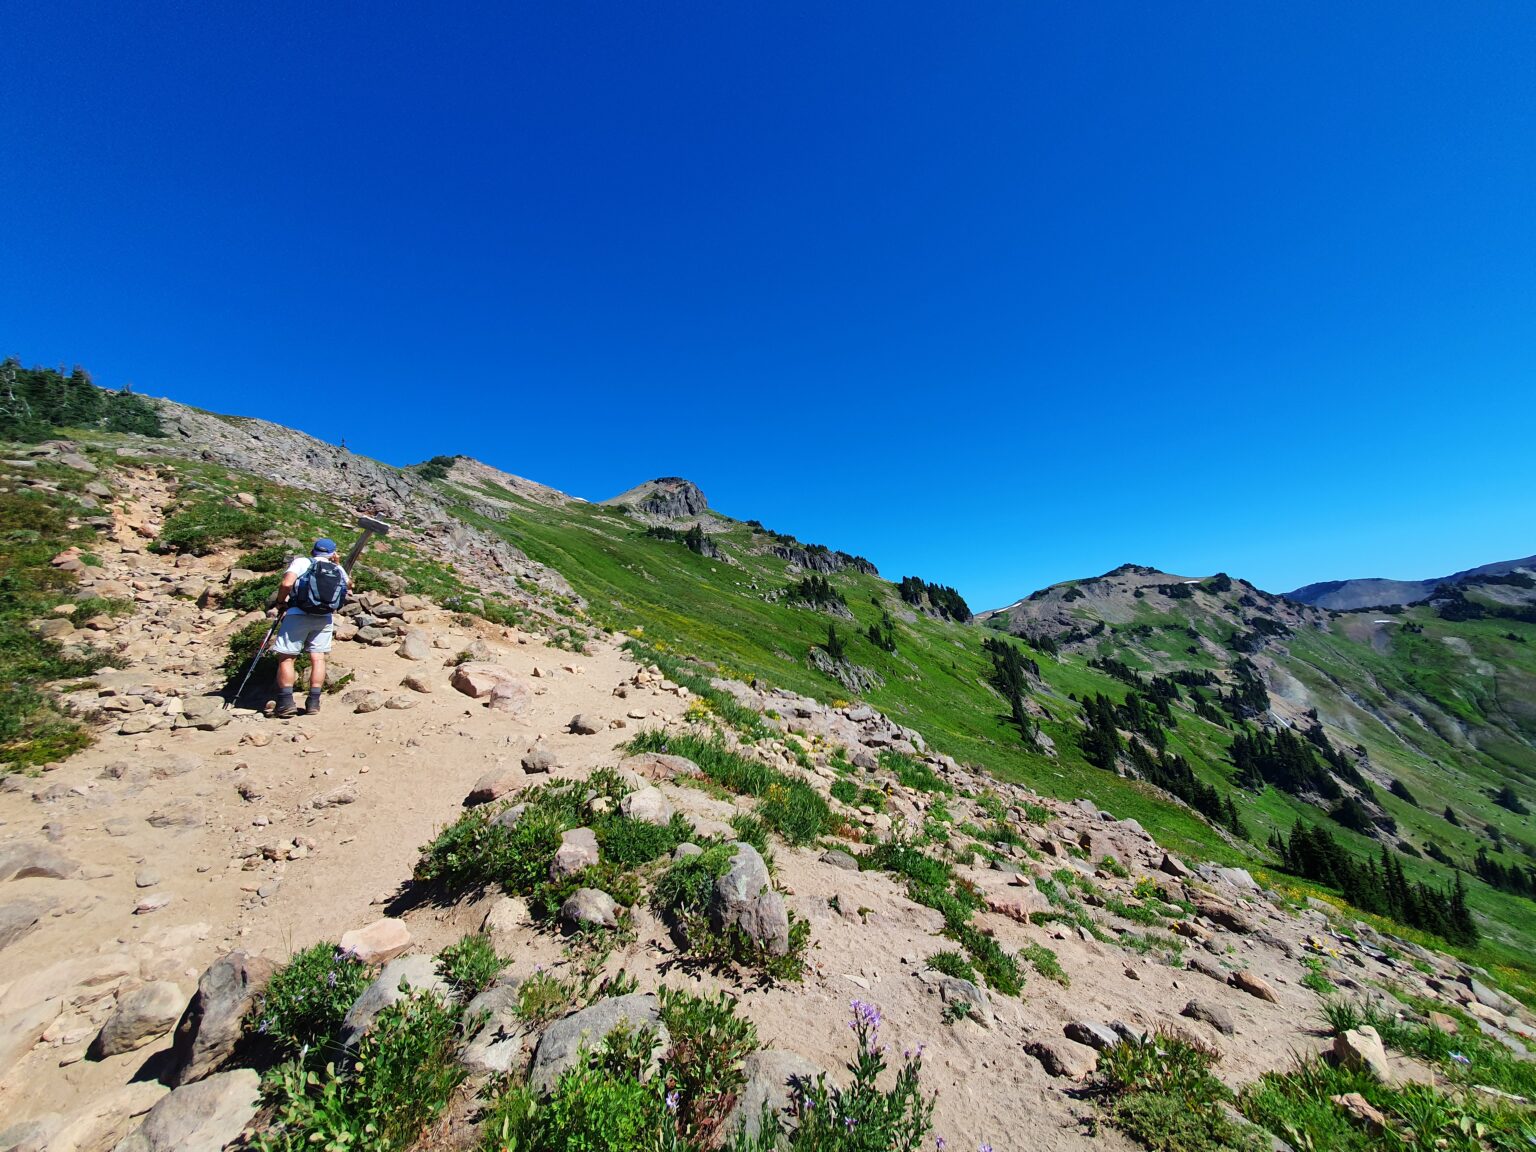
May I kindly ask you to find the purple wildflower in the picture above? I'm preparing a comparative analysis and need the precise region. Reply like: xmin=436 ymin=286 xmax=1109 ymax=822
xmin=666 ymin=1090 xmax=680 ymax=1113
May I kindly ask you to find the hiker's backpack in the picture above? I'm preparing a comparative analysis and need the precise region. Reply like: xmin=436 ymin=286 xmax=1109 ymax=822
xmin=291 ymin=558 xmax=348 ymax=615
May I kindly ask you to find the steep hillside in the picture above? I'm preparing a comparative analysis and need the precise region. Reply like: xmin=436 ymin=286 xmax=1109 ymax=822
xmin=1285 ymin=555 xmax=1536 ymax=610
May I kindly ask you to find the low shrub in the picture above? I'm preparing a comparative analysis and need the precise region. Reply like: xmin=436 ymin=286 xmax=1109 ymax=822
xmin=627 ymin=730 xmax=832 ymax=845
xmin=153 ymin=495 xmax=266 ymax=555
xmin=1023 ymin=942 xmax=1069 ymax=987
xmin=225 ymin=573 xmax=281 ymax=613
xmin=1096 ymin=1030 xmax=1252 ymax=1152
xmin=256 ymin=992 xmax=464 ymax=1151
xmin=653 ymin=844 xmax=809 ymax=983
xmin=237 ymin=544 xmax=294 ymax=571
xmin=925 ymin=950 xmax=976 ymax=982
xmin=436 ymin=933 xmax=505 ymax=998
xmin=252 ymin=942 xmax=371 ymax=1057
xmin=880 ymin=749 xmax=951 ymax=794
xmin=658 ymin=987 xmax=758 ymax=1142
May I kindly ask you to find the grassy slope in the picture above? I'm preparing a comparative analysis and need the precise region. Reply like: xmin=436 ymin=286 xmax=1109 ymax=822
xmin=445 ymin=489 xmax=1536 ymax=996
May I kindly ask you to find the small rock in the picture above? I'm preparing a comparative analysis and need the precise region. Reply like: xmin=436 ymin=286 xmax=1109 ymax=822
xmin=820 ymin=849 xmax=860 ymax=872
xmin=550 ymin=828 xmax=600 ymax=879
xmin=559 ymin=887 xmax=618 ymax=931
xmin=134 ymin=870 xmax=161 ymax=889
xmin=310 ymin=785 xmax=358 ymax=809
xmin=1228 ymin=970 xmax=1279 ymax=1004
xmin=939 ymin=976 xmax=993 ymax=1028
xmin=1064 ymin=1020 xmax=1120 ymax=1051
xmin=521 ymin=742 xmax=558 ymax=774
xmin=568 ymin=713 xmax=600 ymax=735
xmin=400 ymin=672 xmax=434 ymax=694
xmin=619 ymin=786 xmax=674 ymax=826
xmin=353 ymin=693 xmax=385 ymax=714
xmin=481 ymin=896 xmax=531 ymax=953
xmin=1330 ymin=1091 xmax=1388 ymax=1132
xmin=1025 ymin=1038 xmax=1098 ymax=1079
xmin=465 ymin=766 xmax=524 ymax=807
xmin=134 ymin=893 xmax=173 ymax=915
xmin=1181 ymin=998 xmax=1235 ymax=1036
xmin=395 ymin=632 xmax=432 ymax=662
xmin=1159 ymin=853 xmax=1194 ymax=879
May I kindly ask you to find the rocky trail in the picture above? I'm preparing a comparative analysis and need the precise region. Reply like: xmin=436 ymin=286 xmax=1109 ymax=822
xmin=1 ymin=446 xmax=1533 ymax=1152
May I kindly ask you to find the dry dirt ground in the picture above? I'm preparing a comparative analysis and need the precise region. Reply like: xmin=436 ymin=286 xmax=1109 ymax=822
xmin=0 ymin=468 xmax=1509 ymax=1152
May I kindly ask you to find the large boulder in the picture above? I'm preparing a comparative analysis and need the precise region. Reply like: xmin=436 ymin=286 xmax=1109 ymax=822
xmin=528 ymin=993 xmax=666 ymax=1094
xmin=112 ymin=1068 xmax=260 ymax=1152
xmin=710 ymin=843 xmax=789 ymax=956
xmin=338 ymin=955 xmax=453 ymax=1049
xmin=92 ymin=982 xmax=189 ymax=1058
xmin=174 ymin=697 xmax=230 ymax=732
xmin=169 ymin=951 xmax=276 ymax=1085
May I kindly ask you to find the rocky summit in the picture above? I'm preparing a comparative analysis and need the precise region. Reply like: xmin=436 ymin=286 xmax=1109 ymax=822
xmin=0 ymin=386 xmax=1533 ymax=1152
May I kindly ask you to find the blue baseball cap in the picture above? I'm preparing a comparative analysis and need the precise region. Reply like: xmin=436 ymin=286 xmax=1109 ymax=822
xmin=312 ymin=538 xmax=337 ymax=555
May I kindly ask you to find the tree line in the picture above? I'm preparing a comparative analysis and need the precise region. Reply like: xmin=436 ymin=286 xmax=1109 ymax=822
xmin=1 ymin=359 xmax=164 ymax=441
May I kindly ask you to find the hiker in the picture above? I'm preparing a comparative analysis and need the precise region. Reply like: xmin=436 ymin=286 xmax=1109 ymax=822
xmin=270 ymin=538 xmax=350 ymax=718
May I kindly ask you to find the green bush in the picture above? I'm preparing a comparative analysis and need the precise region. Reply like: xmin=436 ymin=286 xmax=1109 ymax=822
xmin=436 ymin=933 xmax=505 ymax=998
xmin=1096 ymin=1030 xmax=1252 ymax=1152
xmin=414 ymin=803 xmax=563 ymax=898
xmin=595 ymin=811 xmax=694 ymax=868
xmin=238 ymin=544 xmax=294 ymax=571
xmin=925 ymin=950 xmax=976 ymax=982
xmin=225 ymin=573 xmax=281 ymax=613
xmin=255 ymin=992 xmax=464 ymax=1151
xmin=153 ymin=494 xmax=266 ymax=555
xmin=831 ymin=779 xmax=859 ymax=805
xmin=880 ymin=749 xmax=951 ymax=794
xmin=1023 ymin=942 xmax=1069 ymax=987
xmin=252 ymin=943 xmax=371 ymax=1056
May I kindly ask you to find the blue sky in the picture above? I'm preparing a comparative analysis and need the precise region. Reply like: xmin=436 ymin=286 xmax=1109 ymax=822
xmin=4 ymin=3 xmax=1534 ymax=609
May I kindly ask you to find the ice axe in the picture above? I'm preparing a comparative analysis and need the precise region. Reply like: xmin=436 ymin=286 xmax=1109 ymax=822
xmin=343 ymin=514 xmax=391 ymax=574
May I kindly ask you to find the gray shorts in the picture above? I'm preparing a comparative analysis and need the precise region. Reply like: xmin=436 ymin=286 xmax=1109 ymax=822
xmin=271 ymin=612 xmax=335 ymax=656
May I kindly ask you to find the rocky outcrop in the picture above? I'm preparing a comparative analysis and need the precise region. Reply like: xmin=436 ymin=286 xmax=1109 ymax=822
xmin=711 ymin=842 xmax=789 ymax=955
xmin=603 ymin=478 xmax=708 ymax=520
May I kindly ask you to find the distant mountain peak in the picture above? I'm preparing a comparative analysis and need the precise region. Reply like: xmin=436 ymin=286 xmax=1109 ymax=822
xmin=603 ymin=477 xmax=708 ymax=520
xmin=1284 ymin=555 xmax=1536 ymax=610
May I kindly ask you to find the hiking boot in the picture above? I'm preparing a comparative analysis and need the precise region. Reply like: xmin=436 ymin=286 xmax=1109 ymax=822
xmin=273 ymin=701 xmax=299 ymax=719
xmin=303 ymin=692 xmax=322 ymax=715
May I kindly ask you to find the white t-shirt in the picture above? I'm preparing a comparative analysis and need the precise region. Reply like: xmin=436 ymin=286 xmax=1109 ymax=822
xmin=284 ymin=555 xmax=349 ymax=616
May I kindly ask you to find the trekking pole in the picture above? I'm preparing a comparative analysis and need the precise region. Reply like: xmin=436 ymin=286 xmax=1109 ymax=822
xmin=227 ymin=619 xmax=279 ymax=708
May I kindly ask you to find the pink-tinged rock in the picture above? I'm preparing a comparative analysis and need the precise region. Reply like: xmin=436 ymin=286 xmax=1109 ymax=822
xmin=450 ymin=662 xmax=519 ymax=699
xmin=338 ymin=918 xmax=411 ymax=964
xmin=488 ymin=679 xmax=530 ymax=716
xmin=465 ymin=766 xmax=524 ymax=806
xmin=1228 ymin=970 xmax=1279 ymax=1003
xmin=550 ymin=828 xmax=600 ymax=879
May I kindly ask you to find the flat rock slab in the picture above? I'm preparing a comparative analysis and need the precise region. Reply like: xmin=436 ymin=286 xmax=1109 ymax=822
xmin=338 ymin=918 xmax=411 ymax=965
xmin=0 ymin=843 xmax=79 ymax=882
xmin=114 ymin=1068 xmax=260 ymax=1152
xmin=0 ymin=897 xmax=57 ymax=953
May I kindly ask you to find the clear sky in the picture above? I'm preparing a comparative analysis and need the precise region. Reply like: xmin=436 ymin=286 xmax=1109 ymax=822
xmin=4 ymin=3 xmax=1534 ymax=609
